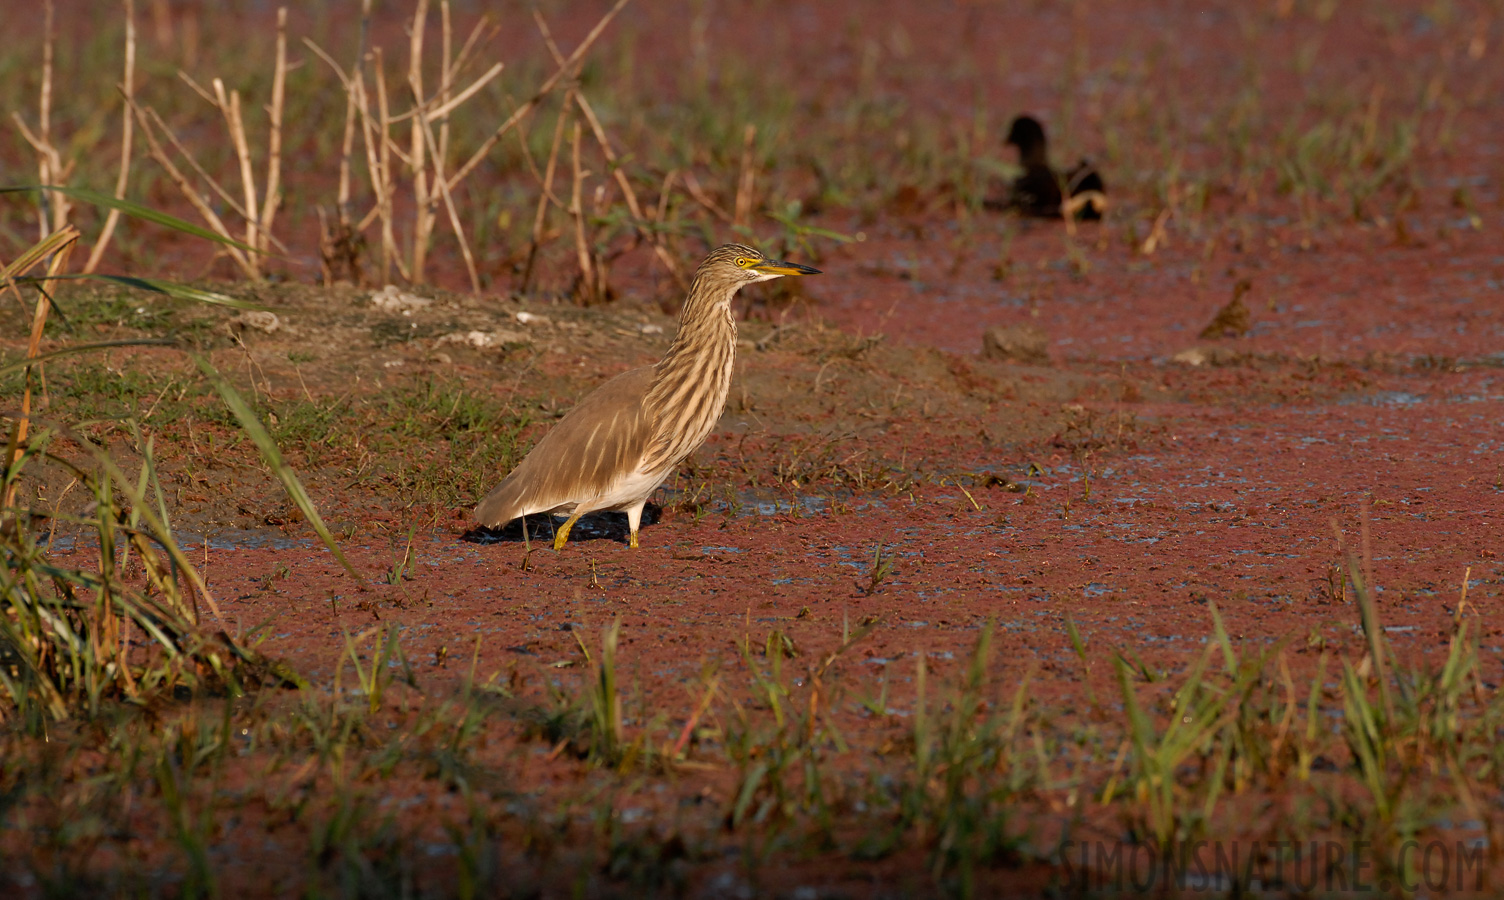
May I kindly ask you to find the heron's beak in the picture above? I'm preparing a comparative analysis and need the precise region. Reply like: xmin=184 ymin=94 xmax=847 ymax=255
xmin=752 ymin=258 xmax=821 ymax=277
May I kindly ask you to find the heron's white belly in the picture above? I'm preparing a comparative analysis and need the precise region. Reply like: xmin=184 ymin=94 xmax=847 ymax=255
xmin=586 ymin=466 xmax=666 ymax=514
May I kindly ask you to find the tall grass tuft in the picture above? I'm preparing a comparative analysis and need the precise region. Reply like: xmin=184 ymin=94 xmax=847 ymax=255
xmin=1 ymin=193 xmax=304 ymax=725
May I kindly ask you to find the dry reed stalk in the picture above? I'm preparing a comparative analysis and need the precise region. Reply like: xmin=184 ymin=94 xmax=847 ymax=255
xmin=140 ymin=107 xmax=284 ymax=258
xmin=11 ymin=0 xmax=73 ymax=240
xmin=532 ymin=8 xmax=687 ymax=290
xmin=652 ymin=169 xmax=676 ymax=225
xmin=655 ymin=169 xmax=677 ymax=224
xmin=1140 ymin=207 xmax=1172 ymax=255
xmin=315 ymin=28 xmax=504 ymax=284
xmin=372 ymin=48 xmax=405 ymax=283
xmin=304 ymin=34 xmax=404 ymax=281
xmin=336 ymin=76 xmax=360 ymax=220
xmin=568 ymin=120 xmax=599 ymax=304
xmin=438 ymin=0 xmax=453 ymax=174
xmin=655 ymin=169 xmax=682 ymax=274
xmin=321 ymin=3 xmax=370 ymax=284
xmin=212 ymin=78 xmax=261 ymax=272
xmin=408 ymin=0 xmax=436 ymax=282
xmin=335 ymin=3 xmax=373 ymax=229
xmin=415 ymin=107 xmax=480 ymax=292
xmin=511 ymin=108 xmax=565 ymax=210
xmin=376 ymin=15 xmax=499 ymax=125
xmin=258 ymin=7 xmax=288 ymax=254
xmin=84 ymin=0 xmax=138 ymax=274
xmin=405 ymin=0 xmax=466 ymax=287
xmin=419 ymin=62 xmax=504 ymax=121
xmin=162 ymin=6 xmax=288 ymax=276
xmin=398 ymin=0 xmax=505 ymax=285
xmin=39 ymin=0 xmax=65 ymax=235
xmin=315 ymin=205 xmax=335 ymax=285
xmin=681 ymin=171 xmax=734 ymax=224
xmin=521 ymin=101 xmax=572 ymax=294
xmin=1 ymin=227 xmax=79 ymax=515
xmin=145 ymin=107 xmax=250 ymax=219
xmin=441 ymin=13 xmax=490 ymax=85
xmin=446 ymin=0 xmax=633 ymax=193
xmin=734 ymin=124 xmax=758 ymax=228
xmin=576 ymin=93 xmax=688 ymax=289
xmin=127 ymin=98 xmax=257 ymax=278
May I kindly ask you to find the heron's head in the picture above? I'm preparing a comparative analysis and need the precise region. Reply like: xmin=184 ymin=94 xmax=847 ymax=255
xmin=702 ymin=243 xmax=821 ymax=287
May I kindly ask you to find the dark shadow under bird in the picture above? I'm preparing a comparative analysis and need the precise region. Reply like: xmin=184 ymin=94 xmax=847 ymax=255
xmin=462 ymin=504 xmax=662 ymax=546
xmin=986 ymin=115 xmax=1106 ymax=220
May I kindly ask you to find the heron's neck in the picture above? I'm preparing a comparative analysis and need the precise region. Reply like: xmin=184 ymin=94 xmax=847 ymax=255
xmin=647 ymin=281 xmax=738 ymax=406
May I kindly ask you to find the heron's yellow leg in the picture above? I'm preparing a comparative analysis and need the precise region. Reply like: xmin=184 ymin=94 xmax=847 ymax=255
xmin=629 ymin=529 xmax=639 ymax=549
xmin=553 ymin=512 xmax=583 ymax=551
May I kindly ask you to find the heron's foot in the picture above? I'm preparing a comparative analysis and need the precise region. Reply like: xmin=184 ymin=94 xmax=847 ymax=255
xmin=629 ymin=529 xmax=639 ymax=549
xmin=553 ymin=512 xmax=582 ymax=551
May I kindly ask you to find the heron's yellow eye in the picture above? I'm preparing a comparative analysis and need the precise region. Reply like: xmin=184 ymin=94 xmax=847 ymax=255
xmin=735 ymin=257 xmax=751 ymax=267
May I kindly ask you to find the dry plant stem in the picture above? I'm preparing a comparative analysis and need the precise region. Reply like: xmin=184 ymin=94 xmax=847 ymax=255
xmin=85 ymin=0 xmax=137 ymax=274
xmin=380 ymin=14 xmax=498 ymax=129
xmin=416 ymin=108 xmax=480 ymax=292
xmin=512 ymin=111 xmax=567 ymax=213
xmin=335 ymin=0 xmax=373 ymax=227
xmin=1140 ymin=207 xmax=1172 ymax=255
xmin=258 ymin=7 xmax=288 ymax=255
xmin=310 ymin=18 xmax=502 ymax=287
xmin=574 ymin=90 xmax=688 ymax=290
xmin=569 ymin=120 xmax=597 ymax=303
xmin=734 ymin=124 xmax=757 ymax=228
xmin=408 ymin=0 xmax=433 ymax=283
xmin=400 ymin=1 xmax=505 ymax=286
xmin=372 ymin=48 xmax=404 ymax=283
xmin=533 ymin=9 xmax=687 ymax=290
xmin=681 ymin=171 xmax=734 ymax=224
xmin=445 ymin=0 xmax=633 ymax=193
xmin=144 ymin=108 xmax=251 ymax=223
xmin=213 ymin=79 xmax=261 ymax=274
xmin=656 ymin=169 xmax=676 ymax=224
xmin=12 ymin=0 xmax=73 ymax=239
xmin=1 ymin=228 xmax=79 ymax=513
xmin=40 ymin=0 xmax=53 ymax=175
xmin=438 ymin=0 xmax=452 ymax=172
xmin=336 ymin=74 xmax=361 ymax=228
xmin=39 ymin=0 xmax=65 ymax=235
xmin=433 ymin=15 xmax=495 ymax=112
xmin=303 ymin=37 xmax=403 ymax=279
xmin=521 ymin=102 xmax=571 ymax=294
xmin=418 ymin=62 xmax=504 ymax=122
xmin=127 ymin=100 xmax=256 ymax=277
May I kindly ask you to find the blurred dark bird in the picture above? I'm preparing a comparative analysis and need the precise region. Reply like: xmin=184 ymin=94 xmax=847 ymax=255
xmin=1199 ymin=278 xmax=1254 ymax=339
xmin=474 ymin=244 xmax=820 ymax=550
xmin=988 ymin=115 xmax=1106 ymax=220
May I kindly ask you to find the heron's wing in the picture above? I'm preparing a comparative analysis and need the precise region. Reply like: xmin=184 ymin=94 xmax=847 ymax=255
xmin=474 ymin=367 xmax=657 ymax=527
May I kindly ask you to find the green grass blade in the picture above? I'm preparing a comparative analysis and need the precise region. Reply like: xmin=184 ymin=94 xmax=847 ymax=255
xmin=0 ymin=226 xmax=79 ymax=280
xmin=1062 ymin=613 xmax=1098 ymax=707
xmin=19 ymin=274 xmax=266 ymax=309
xmin=2 ymin=186 xmax=258 ymax=254
xmin=1207 ymin=601 xmax=1237 ymax=674
xmin=192 ymin=354 xmax=365 ymax=586
xmin=732 ymin=762 xmax=769 ymax=828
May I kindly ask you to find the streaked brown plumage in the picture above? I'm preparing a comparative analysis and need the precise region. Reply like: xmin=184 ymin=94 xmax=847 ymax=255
xmin=474 ymin=243 xmax=820 ymax=549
